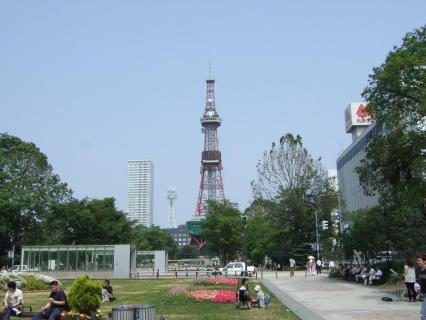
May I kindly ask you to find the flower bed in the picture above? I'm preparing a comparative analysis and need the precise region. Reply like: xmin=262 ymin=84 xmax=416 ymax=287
xmin=61 ymin=311 xmax=106 ymax=320
xmin=206 ymin=278 xmax=238 ymax=286
xmin=188 ymin=289 xmax=236 ymax=303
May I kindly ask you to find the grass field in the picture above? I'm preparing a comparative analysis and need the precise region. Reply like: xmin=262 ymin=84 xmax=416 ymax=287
xmin=22 ymin=278 xmax=300 ymax=320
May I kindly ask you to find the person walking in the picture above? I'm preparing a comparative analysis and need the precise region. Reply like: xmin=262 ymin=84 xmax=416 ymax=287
xmin=289 ymin=258 xmax=296 ymax=277
xmin=404 ymin=259 xmax=417 ymax=302
xmin=416 ymin=254 xmax=426 ymax=320
xmin=316 ymin=259 xmax=322 ymax=275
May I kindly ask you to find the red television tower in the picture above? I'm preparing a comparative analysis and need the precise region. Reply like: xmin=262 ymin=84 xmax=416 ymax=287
xmin=188 ymin=79 xmax=225 ymax=249
xmin=196 ymin=79 xmax=225 ymax=216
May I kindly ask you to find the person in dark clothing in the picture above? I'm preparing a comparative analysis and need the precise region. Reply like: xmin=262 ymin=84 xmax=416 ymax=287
xmin=417 ymin=255 xmax=426 ymax=301
xmin=32 ymin=281 xmax=67 ymax=320
xmin=102 ymin=280 xmax=114 ymax=302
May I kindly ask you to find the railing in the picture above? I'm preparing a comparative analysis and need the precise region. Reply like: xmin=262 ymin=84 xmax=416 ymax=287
xmin=131 ymin=270 xmax=258 ymax=279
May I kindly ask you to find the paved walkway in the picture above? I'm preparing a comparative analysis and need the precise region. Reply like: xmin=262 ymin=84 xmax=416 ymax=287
xmin=261 ymin=271 xmax=421 ymax=320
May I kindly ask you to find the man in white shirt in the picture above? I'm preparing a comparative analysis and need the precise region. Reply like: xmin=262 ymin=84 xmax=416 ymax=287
xmin=2 ymin=281 xmax=24 ymax=320
xmin=316 ymin=259 xmax=322 ymax=274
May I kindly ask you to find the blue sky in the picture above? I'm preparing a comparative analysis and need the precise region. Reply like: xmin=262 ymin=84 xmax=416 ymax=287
xmin=1 ymin=1 xmax=425 ymax=227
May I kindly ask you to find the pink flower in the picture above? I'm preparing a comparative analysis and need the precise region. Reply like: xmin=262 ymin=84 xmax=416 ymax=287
xmin=207 ymin=278 xmax=238 ymax=286
xmin=188 ymin=289 xmax=236 ymax=303
xmin=214 ymin=290 xmax=237 ymax=303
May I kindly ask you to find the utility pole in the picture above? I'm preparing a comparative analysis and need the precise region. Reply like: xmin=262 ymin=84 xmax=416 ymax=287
xmin=315 ymin=210 xmax=320 ymax=259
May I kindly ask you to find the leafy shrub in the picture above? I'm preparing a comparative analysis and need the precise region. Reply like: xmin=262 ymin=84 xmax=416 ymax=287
xmin=21 ymin=275 xmax=49 ymax=290
xmin=0 ymin=273 xmax=58 ymax=291
xmin=0 ymin=274 xmax=26 ymax=291
xmin=328 ymin=269 xmax=342 ymax=278
xmin=68 ymin=275 xmax=102 ymax=314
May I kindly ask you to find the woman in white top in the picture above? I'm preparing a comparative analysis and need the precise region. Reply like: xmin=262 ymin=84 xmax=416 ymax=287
xmin=404 ymin=258 xmax=417 ymax=302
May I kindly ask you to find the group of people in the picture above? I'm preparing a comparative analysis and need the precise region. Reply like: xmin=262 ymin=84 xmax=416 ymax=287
xmin=305 ymin=257 xmax=323 ymax=276
xmin=339 ymin=263 xmax=383 ymax=285
xmin=2 ymin=279 xmax=114 ymax=320
xmin=236 ymin=278 xmax=269 ymax=310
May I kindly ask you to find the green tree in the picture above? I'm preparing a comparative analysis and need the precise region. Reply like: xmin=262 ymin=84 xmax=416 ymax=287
xmin=250 ymin=134 xmax=336 ymax=265
xmin=202 ymin=200 xmax=243 ymax=265
xmin=131 ymin=225 xmax=177 ymax=258
xmin=0 ymin=134 xmax=71 ymax=263
xmin=357 ymin=25 xmax=426 ymax=218
xmin=46 ymin=198 xmax=134 ymax=245
xmin=176 ymin=245 xmax=199 ymax=259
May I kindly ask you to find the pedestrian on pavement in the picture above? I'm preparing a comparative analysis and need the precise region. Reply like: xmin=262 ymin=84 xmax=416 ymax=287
xmin=329 ymin=260 xmax=335 ymax=272
xmin=316 ymin=259 xmax=322 ymax=275
xmin=310 ymin=259 xmax=316 ymax=276
xmin=289 ymin=258 xmax=296 ymax=277
xmin=416 ymin=255 xmax=426 ymax=301
xmin=417 ymin=255 xmax=426 ymax=299
xmin=404 ymin=258 xmax=417 ymax=302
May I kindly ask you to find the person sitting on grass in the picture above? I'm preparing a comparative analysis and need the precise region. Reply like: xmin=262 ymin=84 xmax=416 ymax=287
xmin=102 ymin=280 xmax=114 ymax=302
xmin=2 ymin=281 xmax=24 ymax=320
xmin=32 ymin=280 xmax=67 ymax=320
xmin=251 ymin=285 xmax=266 ymax=308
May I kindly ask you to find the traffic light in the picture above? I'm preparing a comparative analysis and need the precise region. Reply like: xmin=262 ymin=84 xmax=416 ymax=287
xmin=321 ymin=220 xmax=329 ymax=230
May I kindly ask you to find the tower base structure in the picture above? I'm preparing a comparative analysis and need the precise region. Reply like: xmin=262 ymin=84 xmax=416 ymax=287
xmin=187 ymin=218 xmax=206 ymax=250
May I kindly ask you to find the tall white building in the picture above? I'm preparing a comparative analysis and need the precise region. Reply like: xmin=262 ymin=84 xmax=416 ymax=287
xmin=127 ymin=160 xmax=154 ymax=227
xmin=336 ymin=103 xmax=379 ymax=228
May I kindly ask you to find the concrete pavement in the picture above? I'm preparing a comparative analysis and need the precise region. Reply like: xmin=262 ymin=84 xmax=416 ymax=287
xmin=261 ymin=271 xmax=421 ymax=320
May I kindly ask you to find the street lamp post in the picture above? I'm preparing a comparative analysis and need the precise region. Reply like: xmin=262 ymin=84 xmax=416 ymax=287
xmin=379 ymin=206 xmax=391 ymax=269
xmin=315 ymin=210 xmax=320 ymax=259
xmin=242 ymin=213 xmax=248 ymax=276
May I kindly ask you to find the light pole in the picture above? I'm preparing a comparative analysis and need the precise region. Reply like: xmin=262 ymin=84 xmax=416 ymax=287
xmin=242 ymin=212 xmax=248 ymax=276
xmin=315 ymin=210 xmax=320 ymax=259
xmin=380 ymin=206 xmax=391 ymax=269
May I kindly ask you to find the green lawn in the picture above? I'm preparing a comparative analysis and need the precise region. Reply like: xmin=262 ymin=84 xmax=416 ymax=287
xmin=23 ymin=279 xmax=300 ymax=320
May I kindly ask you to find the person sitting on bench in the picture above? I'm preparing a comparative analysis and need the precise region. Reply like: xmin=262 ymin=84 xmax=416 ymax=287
xmin=32 ymin=281 xmax=67 ymax=320
xmin=102 ymin=280 xmax=114 ymax=302
xmin=3 ymin=281 xmax=24 ymax=320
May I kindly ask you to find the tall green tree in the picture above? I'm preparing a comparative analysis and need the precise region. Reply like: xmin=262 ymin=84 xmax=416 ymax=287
xmin=250 ymin=133 xmax=337 ymax=265
xmin=202 ymin=200 xmax=243 ymax=264
xmin=0 ymin=134 xmax=71 ymax=262
xmin=357 ymin=25 xmax=426 ymax=218
xmin=46 ymin=198 xmax=134 ymax=245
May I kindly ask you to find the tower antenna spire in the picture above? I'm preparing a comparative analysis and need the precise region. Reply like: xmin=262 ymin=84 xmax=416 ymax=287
xmin=208 ymin=55 xmax=212 ymax=79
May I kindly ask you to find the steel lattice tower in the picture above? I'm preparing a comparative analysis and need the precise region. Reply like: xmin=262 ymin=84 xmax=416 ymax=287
xmin=166 ymin=186 xmax=177 ymax=228
xmin=196 ymin=79 xmax=225 ymax=216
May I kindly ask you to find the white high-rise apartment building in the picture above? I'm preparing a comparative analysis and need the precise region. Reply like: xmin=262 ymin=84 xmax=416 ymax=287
xmin=128 ymin=160 xmax=154 ymax=226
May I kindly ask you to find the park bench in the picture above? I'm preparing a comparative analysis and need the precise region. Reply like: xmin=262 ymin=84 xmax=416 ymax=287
xmin=0 ymin=306 xmax=34 ymax=320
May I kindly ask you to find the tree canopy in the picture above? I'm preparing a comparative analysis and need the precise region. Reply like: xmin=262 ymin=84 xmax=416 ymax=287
xmin=249 ymin=133 xmax=337 ymax=265
xmin=202 ymin=200 xmax=243 ymax=264
xmin=46 ymin=197 xmax=134 ymax=245
xmin=357 ymin=25 xmax=426 ymax=217
xmin=0 ymin=134 xmax=72 ymax=263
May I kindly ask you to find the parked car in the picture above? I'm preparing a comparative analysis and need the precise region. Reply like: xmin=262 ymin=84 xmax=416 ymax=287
xmin=4 ymin=265 xmax=28 ymax=273
xmin=218 ymin=262 xmax=256 ymax=276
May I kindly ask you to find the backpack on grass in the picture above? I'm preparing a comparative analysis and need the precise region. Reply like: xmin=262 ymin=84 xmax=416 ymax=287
xmin=264 ymin=294 xmax=271 ymax=305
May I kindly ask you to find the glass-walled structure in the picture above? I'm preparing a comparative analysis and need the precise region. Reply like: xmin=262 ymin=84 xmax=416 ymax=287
xmin=22 ymin=245 xmax=114 ymax=272
xmin=21 ymin=244 xmax=136 ymax=279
